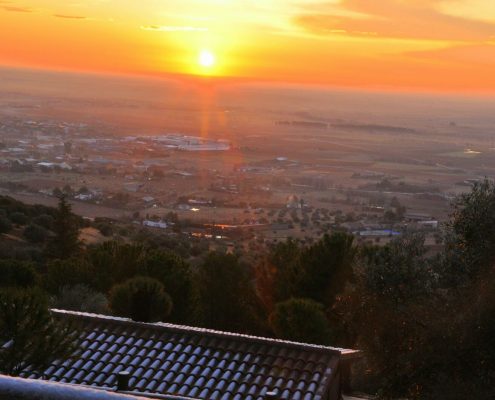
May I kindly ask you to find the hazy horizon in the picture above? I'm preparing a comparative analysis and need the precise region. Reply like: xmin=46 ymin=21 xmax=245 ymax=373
xmin=2 ymin=66 xmax=495 ymax=137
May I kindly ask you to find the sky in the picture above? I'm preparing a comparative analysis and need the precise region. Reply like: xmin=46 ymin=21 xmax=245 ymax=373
xmin=1 ymin=0 xmax=495 ymax=92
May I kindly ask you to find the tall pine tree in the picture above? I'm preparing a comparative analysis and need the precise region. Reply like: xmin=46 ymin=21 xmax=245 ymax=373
xmin=47 ymin=195 xmax=81 ymax=259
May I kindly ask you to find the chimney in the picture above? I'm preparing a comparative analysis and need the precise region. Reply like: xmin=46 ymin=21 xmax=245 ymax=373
xmin=116 ymin=371 xmax=130 ymax=391
xmin=266 ymin=390 xmax=278 ymax=399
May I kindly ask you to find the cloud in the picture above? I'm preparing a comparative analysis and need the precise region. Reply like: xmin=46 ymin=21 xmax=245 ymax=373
xmin=54 ymin=14 xmax=86 ymax=20
xmin=140 ymin=25 xmax=208 ymax=32
xmin=438 ymin=0 xmax=495 ymax=24
xmin=293 ymin=0 xmax=495 ymax=41
xmin=408 ymin=43 xmax=495 ymax=64
xmin=2 ymin=5 xmax=31 ymax=12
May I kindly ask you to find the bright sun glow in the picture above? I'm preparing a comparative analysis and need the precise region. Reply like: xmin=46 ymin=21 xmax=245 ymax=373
xmin=198 ymin=49 xmax=216 ymax=68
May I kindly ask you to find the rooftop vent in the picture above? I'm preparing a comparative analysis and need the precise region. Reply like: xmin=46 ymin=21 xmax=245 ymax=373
xmin=116 ymin=371 xmax=130 ymax=391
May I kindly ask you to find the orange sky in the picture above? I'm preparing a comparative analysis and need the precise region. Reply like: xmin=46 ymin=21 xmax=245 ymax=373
xmin=1 ymin=0 xmax=495 ymax=92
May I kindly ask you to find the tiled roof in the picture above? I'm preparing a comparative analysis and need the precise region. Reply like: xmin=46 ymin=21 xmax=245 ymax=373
xmin=20 ymin=310 xmax=358 ymax=400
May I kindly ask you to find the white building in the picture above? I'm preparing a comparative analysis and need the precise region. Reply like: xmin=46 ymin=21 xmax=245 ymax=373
xmin=143 ymin=220 xmax=168 ymax=229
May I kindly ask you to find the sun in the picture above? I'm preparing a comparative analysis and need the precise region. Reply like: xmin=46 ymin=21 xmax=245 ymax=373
xmin=198 ymin=49 xmax=216 ymax=68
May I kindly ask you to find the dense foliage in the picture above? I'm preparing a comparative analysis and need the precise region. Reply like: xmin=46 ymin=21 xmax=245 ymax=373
xmin=0 ymin=288 xmax=75 ymax=376
xmin=269 ymin=298 xmax=332 ymax=344
xmin=0 ymin=181 xmax=494 ymax=398
xmin=195 ymin=252 xmax=265 ymax=333
xmin=109 ymin=276 xmax=172 ymax=322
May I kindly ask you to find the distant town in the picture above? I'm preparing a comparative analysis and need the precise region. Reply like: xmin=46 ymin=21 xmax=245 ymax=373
xmin=0 ymin=113 xmax=462 ymax=256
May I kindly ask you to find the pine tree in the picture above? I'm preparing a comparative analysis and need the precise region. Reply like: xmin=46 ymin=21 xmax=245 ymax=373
xmin=47 ymin=195 xmax=81 ymax=259
xmin=0 ymin=288 xmax=75 ymax=376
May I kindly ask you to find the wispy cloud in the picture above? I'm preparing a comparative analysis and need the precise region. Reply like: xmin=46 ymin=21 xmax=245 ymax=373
xmin=408 ymin=42 xmax=495 ymax=64
xmin=140 ymin=25 xmax=208 ymax=32
xmin=54 ymin=14 xmax=86 ymax=20
xmin=2 ymin=5 xmax=32 ymax=12
xmin=293 ymin=0 xmax=495 ymax=41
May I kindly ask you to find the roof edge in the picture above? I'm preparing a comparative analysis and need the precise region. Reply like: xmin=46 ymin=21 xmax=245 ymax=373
xmin=0 ymin=374 xmax=148 ymax=400
xmin=51 ymin=309 xmax=360 ymax=358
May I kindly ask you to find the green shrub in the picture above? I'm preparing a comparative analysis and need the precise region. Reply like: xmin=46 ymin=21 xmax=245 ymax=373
xmin=109 ymin=276 xmax=172 ymax=322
